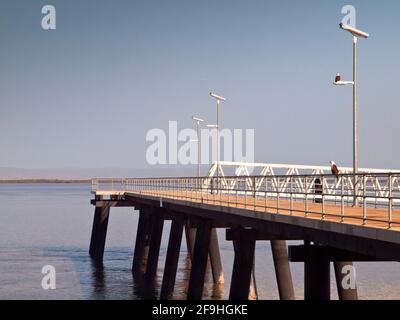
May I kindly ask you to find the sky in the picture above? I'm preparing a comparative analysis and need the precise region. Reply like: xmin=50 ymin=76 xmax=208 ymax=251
xmin=0 ymin=0 xmax=399 ymax=171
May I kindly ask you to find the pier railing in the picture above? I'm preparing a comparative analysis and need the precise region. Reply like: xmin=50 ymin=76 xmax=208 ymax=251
xmin=91 ymin=173 xmax=400 ymax=228
xmin=209 ymin=161 xmax=400 ymax=177
xmin=91 ymin=178 xmax=127 ymax=193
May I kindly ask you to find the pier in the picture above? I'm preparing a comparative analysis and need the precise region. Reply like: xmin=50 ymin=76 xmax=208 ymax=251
xmin=89 ymin=162 xmax=400 ymax=300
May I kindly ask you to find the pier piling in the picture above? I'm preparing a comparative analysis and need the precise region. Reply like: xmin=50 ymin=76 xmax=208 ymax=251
xmin=89 ymin=195 xmax=110 ymax=262
xmin=304 ymin=242 xmax=331 ymax=300
xmin=132 ymin=208 xmax=152 ymax=277
xmin=271 ymin=240 xmax=295 ymax=300
xmin=334 ymin=261 xmax=358 ymax=300
xmin=209 ymin=228 xmax=224 ymax=284
xmin=229 ymin=227 xmax=257 ymax=300
xmin=160 ymin=213 xmax=185 ymax=299
xmin=145 ymin=208 xmax=164 ymax=284
xmin=184 ymin=222 xmax=196 ymax=260
xmin=187 ymin=220 xmax=212 ymax=300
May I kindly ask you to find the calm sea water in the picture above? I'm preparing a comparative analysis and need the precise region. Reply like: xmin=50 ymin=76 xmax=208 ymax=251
xmin=1 ymin=183 xmax=400 ymax=300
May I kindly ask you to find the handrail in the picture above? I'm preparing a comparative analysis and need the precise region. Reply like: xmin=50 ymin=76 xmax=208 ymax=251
xmin=91 ymin=173 xmax=400 ymax=229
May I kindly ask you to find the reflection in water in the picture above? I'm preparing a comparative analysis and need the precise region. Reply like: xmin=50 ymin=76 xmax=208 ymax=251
xmin=136 ymin=271 xmax=160 ymax=300
xmin=250 ymin=260 xmax=258 ymax=300
xmin=90 ymin=261 xmax=105 ymax=296
xmin=210 ymin=283 xmax=225 ymax=300
xmin=173 ymin=252 xmax=225 ymax=300
xmin=86 ymin=249 xmax=228 ymax=300
xmin=171 ymin=253 xmax=191 ymax=300
xmin=132 ymin=277 xmax=158 ymax=300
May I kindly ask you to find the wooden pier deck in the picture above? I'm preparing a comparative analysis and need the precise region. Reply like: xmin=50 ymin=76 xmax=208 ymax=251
xmin=125 ymin=190 xmax=400 ymax=231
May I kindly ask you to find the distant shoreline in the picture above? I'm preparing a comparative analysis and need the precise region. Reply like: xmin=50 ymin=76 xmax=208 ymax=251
xmin=0 ymin=179 xmax=91 ymax=184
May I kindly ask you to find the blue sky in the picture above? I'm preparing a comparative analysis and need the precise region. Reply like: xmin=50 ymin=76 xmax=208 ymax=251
xmin=0 ymin=0 xmax=399 ymax=170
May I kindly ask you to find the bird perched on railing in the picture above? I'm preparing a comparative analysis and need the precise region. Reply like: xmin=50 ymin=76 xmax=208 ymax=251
xmin=330 ymin=161 xmax=339 ymax=180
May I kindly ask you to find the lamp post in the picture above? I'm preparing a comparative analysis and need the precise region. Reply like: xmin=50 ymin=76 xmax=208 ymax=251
xmin=192 ymin=116 xmax=204 ymax=177
xmin=209 ymin=92 xmax=226 ymax=181
xmin=333 ymin=23 xmax=369 ymax=205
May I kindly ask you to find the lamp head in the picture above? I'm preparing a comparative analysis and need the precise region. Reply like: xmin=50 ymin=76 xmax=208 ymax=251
xmin=339 ymin=23 xmax=369 ymax=39
xmin=192 ymin=116 xmax=204 ymax=123
xmin=333 ymin=73 xmax=354 ymax=86
xmin=209 ymin=92 xmax=226 ymax=102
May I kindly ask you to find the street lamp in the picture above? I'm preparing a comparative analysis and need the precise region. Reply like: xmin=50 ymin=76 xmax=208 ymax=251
xmin=192 ymin=116 xmax=204 ymax=177
xmin=333 ymin=23 xmax=369 ymax=205
xmin=209 ymin=92 xmax=226 ymax=180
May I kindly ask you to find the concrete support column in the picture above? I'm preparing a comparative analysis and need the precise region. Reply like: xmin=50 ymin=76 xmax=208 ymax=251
xmin=145 ymin=209 xmax=164 ymax=284
xmin=186 ymin=223 xmax=224 ymax=285
xmin=132 ymin=208 xmax=152 ymax=277
xmin=89 ymin=202 xmax=101 ymax=257
xmin=160 ymin=214 xmax=185 ymax=300
xmin=271 ymin=240 xmax=295 ymax=300
xmin=229 ymin=228 xmax=256 ymax=300
xmin=184 ymin=221 xmax=196 ymax=259
xmin=209 ymin=228 xmax=224 ymax=284
xmin=304 ymin=242 xmax=330 ymax=300
xmin=89 ymin=196 xmax=110 ymax=263
xmin=187 ymin=220 xmax=212 ymax=300
xmin=334 ymin=261 xmax=358 ymax=300
xmin=249 ymin=260 xmax=258 ymax=300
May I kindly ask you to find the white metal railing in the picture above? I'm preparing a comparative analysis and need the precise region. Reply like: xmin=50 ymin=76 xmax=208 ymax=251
xmin=208 ymin=161 xmax=400 ymax=176
xmin=91 ymin=178 xmax=126 ymax=192
xmin=91 ymin=172 xmax=400 ymax=229
xmin=205 ymin=161 xmax=400 ymax=203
